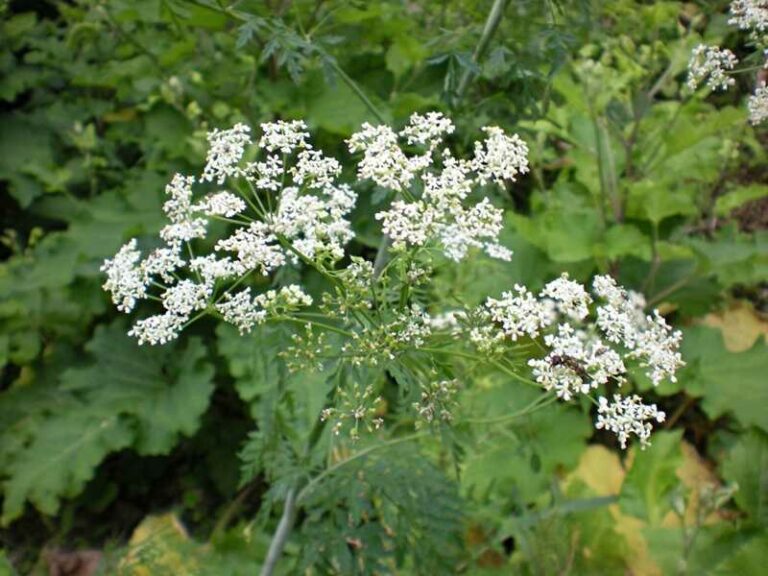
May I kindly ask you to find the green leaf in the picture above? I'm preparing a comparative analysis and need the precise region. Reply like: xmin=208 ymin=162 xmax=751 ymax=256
xmin=620 ymin=430 xmax=682 ymax=523
xmin=61 ymin=322 xmax=215 ymax=454
xmin=626 ymin=180 xmax=696 ymax=224
xmin=385 ymin=36 xmax=427 ymax=78
xmin=715 ymin=184 xmax=768 ymax=216
xmin=679 ymin=326 xmax=768 ymax=431
xmin=509 ymin=196 xmax=602 ymax=264
xmin=603 ymin=224 xmax=651 ymax=261
xmin=1 ymin=410 xmax=133 ymax=524
xmin=304 ymin=73 xmax=384 ymax=135
xmin=686 ymin=227 xmax=768 ymax=287
xmin=0 ymin=113 xmax=54 ymax=207
xmin=721 ymin=429 xmax=768 ymax=528
xmin=1 ymin=320 xmax=215 ymax=523
xmin=711 ymin=533 xmax=768 ymax=575
xmin=216 ymin=322 xmax=283 ymax=409
xmin=461 ymin=385 xmax=591 ymax=502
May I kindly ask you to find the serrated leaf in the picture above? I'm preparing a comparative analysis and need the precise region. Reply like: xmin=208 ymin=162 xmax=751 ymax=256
xmin=1 ymin=320 xmax=214 ymax=524
xmin=1 ymin=410 xmax=133 ymax=524
xmin=61 ymin=321 xmax=215 ymax=454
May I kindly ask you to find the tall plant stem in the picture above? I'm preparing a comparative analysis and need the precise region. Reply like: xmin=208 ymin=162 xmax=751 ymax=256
xmin=260 ymin=487 xmax=298 ymax=576
xmin=454 ymin=0 xmax=510 ymax=104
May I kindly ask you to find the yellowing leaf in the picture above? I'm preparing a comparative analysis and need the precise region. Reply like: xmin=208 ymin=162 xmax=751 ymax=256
xmin=119 ymin=514 xmax=195 ymax=576
xmin=703 ymin=302 xmax=768 ymax=352
xmin=566 ymin=445 xmax=661 ymax=576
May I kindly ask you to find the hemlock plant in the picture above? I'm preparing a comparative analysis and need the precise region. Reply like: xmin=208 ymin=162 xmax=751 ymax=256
xmin=100 ymin=112 xmax=684 ymax=571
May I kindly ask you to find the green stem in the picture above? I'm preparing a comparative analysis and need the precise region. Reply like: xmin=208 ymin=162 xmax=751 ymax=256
xmin=454 ymin=0 xmax=510 ymax=104
xmin=326 ymin=58 xmax=386 ymax=123
xmin=278 ymin=315 xmax=354 ymax=338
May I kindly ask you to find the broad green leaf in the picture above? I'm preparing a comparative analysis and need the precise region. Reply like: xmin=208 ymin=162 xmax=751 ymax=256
xmin=620 ymin=430 xmax=682 ymax=523
xmin=1 ymin=321 xmax=214 ymax=523
xmin=461 ymin=385 xmax=591 ymax=502
xmin=304 ymin=74 xmax=384 ymax=135
xmin=0 ymin=113 xmax=54 ymax=207
xmin=686 ymin=227 xmax=768 ymax=287
xmin=626 ymin=180 xmax=696 ymax=224
xmin=1 ymin=409 xmax=133 ymax=524
xmin=680 ymin=326 xmax=768 ymax=431
xmin=61 ymin=322 xmax=215 ymax=454
xmin=602 ymin=224 xmax=651 ymax=261
xmin=386 ymin=36 xmax=427 ymax=78
xmin=721 ymin=429 xmax=768 ymax=528
xmin=216 ymin=322 xmax=283 ymax=408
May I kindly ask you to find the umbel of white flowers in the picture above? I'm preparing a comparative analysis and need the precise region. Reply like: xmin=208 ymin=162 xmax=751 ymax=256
xmin=102 ymin=112 xmax=683 ymax=449
xmin=687 ymin=0 xmax=768 ymax=125
xmin=102 ymin=112 xmax=529 ymax=341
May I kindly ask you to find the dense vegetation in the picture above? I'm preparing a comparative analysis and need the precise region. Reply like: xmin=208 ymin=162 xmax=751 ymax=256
xmin=1 ymin=0 xmax=766 ymax=574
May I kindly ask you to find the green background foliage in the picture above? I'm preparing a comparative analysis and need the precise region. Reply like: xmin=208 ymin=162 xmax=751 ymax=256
xmin=1 ymin=0 xmax=766 ymax=573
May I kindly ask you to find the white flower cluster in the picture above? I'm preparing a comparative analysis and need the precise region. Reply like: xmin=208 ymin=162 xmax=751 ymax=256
xmin=729 ymin=0 xmax=768 ymax=34
xmin=596 ymin=395 xmax=666 ymax=449
xmin=216 ymin=285 xmax=312 ymax=334
xmin=687 ymin=44 xmax=738 ymax=91
xmin=686 ymin=2 xmax=768 ymax=123
xmin=348 ymin=112 xmax=527 ymax=262
xmin=102 ymin=120 xmax=340 ymax=344
xmin=748 ymin=82 xmax=768 ymax=124
xmin=467 ymin=274 xmax=682 ymax=446
xmin=485 ymin=285 xmax=554 ymax=341
xmin=202 ymin=123 xmax=253 ymax=184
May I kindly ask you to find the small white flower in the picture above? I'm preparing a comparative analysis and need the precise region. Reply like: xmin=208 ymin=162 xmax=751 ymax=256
xmin=291 ymin=149 xmax=342 ymax=188
xmin=161 ymin=279 xmax=210 ymax=316
xmin=215 ymin=222 xmax=286 ymax=274
xmin=189 ymin=255 xmax=244 ymax=285
xmin=160 ymin=173 xmax=207 ymax=243
xmin=485 ymin=284 xmax=555 ymax=341
xmin=101 ymin=239 xmax=147 ymax=313
xmin=193 ymin=191 xmax=247 ymax=218
xmin=202 ymin=123 xmax=252 ymax=184
xmin=399 ymin=112 xmax=455 ymax=150
xmin=375 ymin=200 xmax=437 ymax=249
xmin=163 ymin=174 xmax=196 ymax=223
xmin=347 ymin=123 xmax=415 ymax=191
xmin=540 ymin=273 xmax=593 ymax=321
xmin=729 ymin=0 xmax=768 ymax=33
xmin=596 ymin=394 xmax=666 ymax=449
xmin=128 ymin=312 xmax=186 ymax=345
xmin=159 ymin=218 xmax=208 ymax=244
xmin=687 ymin=45 xmax=738 ymax=91
xmin=748 ymin=83 xmax=768 ymax=125
xmin=254 ymin=284 xmax=313 ymax=311
xmin=244 ymin=155 xmax=283 ymax=191
xmin=273 ymin=186 xmax=355 ymax=261
xmin=471 ymin=127 xmax=530 ymax=185
xmin=259 ymin=120 xmax=310 ymax=154
xmin=216 ymin=288 xmax=267 ymax=334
